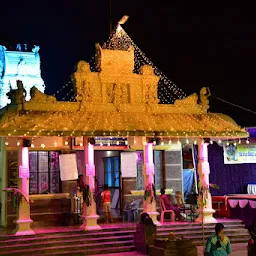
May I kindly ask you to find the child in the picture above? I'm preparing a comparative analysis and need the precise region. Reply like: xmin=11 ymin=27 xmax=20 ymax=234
xmin=101 ymin=184 xmax=113 ymax=224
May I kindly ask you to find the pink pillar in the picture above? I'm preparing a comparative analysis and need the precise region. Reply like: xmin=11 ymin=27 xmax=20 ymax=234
xmin=143 ymin=142 xmax=161 ymax=226
xmin=81 ymin=137 xmax=101 ymax=230
xmin=14 ymin=139 xmax=34 ymax=235
xmin=195 ymin=139 xmax=217 ymax=224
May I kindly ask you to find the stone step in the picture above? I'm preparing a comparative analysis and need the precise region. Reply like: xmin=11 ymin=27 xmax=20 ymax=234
xmin=0 ymin=227 xmax=136 ymax=240
xmin=157 ymin=224 xmax=245 ymax=232
xmin=157 ymin=228 xmax=249 ymax=236
xmin=192 ymin=237 xmax=250 ymax=246
xmin=0 ymin=235 xmax=133 ymax=249
xmin=0 ymin=230 xmax=134 ymax=245
xmin=38 ymin=245 xmax=135 ymax=256
xmin=0 ymin=239 xmax=134 ymax=256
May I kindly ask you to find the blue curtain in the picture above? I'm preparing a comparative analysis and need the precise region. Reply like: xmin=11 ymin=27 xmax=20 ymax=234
xmin=183 ymin=169 xmax=194 ymax=198
xmin=208 ymin=143 xmax=256 ymax=195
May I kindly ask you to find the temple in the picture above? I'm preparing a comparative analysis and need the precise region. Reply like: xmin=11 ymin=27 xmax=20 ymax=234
xmin=0 ymin=25 xmax=249 ymax=235
xmin=0 ymin=44 xmax=45 ymax=108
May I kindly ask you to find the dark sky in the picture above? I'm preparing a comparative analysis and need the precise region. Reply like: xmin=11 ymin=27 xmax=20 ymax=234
xmin=1 ymin=1 xmax=256 ymax=127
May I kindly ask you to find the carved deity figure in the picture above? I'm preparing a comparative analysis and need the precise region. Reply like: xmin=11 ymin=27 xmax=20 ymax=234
xmin=6 ymin=80 xmax=26 ymax=105
xmin=113 ymin=83 xmax=123 ymax=110
xmin=199 ymin=87 xmax=211 ymax=111
xmin=73 ymin=61 xmax=91 ymax=101
xmin=30 ymin=86 xmax=56 ymax=103
xmin=145 ymin=84 xmax=159 ymax=105
xmin=32 ymin=45 xmax=40 ymax=54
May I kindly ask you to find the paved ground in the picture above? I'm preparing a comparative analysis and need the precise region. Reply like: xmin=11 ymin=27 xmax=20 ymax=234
xmin=95 ymin=243 xmax=248 ymax=255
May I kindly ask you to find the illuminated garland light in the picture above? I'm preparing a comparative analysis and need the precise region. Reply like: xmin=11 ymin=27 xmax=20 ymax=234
xmin=246 ymin=138 xmax=250 ymax=144
xmin=100 ymin=25 xmax=187 ymax=103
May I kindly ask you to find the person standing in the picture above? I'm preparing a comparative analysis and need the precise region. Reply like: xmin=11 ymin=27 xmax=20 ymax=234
xmin=205 ymin=223 xmax=232 ymax=256
xmin=101 ymin=184 xmax=113 ymax=224
xmin=247 ymin=224 xmax=256 ymax=256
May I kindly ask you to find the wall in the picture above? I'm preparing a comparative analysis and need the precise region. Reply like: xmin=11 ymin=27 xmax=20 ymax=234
xmin=208 ymin=143 xmax=256 ymax=195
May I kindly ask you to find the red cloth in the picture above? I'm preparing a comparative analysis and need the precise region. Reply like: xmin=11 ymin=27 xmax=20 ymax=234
xmin=101 ymin=190 xmax=111 ymax=203
xmin=212 ymin=196 xmax=230 ymax=217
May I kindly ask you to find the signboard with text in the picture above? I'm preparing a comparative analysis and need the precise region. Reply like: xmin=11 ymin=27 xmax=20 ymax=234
xmin=72 ymin=137 xmax=128 ymax=150
xmin=223 ymin=143 xmax=256 ymax=164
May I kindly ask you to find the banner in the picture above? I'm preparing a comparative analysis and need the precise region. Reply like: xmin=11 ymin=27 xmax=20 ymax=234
xmin=59 ymin=154 xmax=78 ymax=181
xmin=121 ymin=152 xmax=137 ymax=177
xmin=223 ymin=143 xmax=256 ymax=164
xmin=72 ymin=136 xmax=128 ymax=150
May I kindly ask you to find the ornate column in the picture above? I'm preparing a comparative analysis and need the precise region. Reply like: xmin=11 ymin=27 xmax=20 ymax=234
xmin=143 ymin=141 xmax=161 ymax=226
xmin=14 ymin=138 xmax=34 ymax=235
xmin=195 ymin=139 xmax=217 ymax=224
xmin=81 ymin=137 xmax=101 ymax=230
xmin=0 ymin=138 xmax=7 ymax=227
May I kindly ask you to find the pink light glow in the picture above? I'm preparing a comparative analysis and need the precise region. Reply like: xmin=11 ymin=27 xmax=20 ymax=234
xmin=145 ymin=143 xmax=153 ymax=165
xmin=88 ymin=144 xmax=94 ymax=165
xmin=22 ymin=147 xmax=29 ymax=168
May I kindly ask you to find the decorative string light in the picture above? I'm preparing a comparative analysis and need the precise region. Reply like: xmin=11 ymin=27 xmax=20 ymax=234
xmin=102 ymin=24 xmax=186 ymax=103
xmin=246 ymin=138 xmax=250 ymax=144
xmin=169 ymin=139 xmax=172 ymax=145
xmin=218 ymin=139 xmax=222 ymax=144
xmin=41 ymin=143 xmax=45 ymax=148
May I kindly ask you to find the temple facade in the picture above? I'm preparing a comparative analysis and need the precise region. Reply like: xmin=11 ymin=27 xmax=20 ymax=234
xmin=0 ymin=32 xmax=248 ymax=234
xmin=0 ymin=44 xmax=45 ymax=108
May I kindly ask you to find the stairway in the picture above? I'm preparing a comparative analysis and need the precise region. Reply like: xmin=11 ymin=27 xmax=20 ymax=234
xmin=156 ymin=220 xmax=250 ymax=246
xmin=0 ymin=220 xmax=250 ymax=255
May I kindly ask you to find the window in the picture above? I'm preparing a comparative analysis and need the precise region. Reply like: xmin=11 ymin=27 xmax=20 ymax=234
xmin=103 ymin=156 xmax=119 ymax=188
xmin=29 ymin=151 xmax=60 ymax=194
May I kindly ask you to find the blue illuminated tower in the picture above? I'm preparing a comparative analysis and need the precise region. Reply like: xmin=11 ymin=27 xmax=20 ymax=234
xmin=0 ymin=44 xmax=45 ymax=108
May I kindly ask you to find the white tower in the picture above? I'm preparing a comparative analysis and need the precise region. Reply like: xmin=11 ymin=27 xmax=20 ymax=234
xmin=0 ymin=44 xmax=45 ymax=108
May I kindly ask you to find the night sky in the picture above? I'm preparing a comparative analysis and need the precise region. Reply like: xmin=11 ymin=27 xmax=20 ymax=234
xmin=1 ymin=1 xmax=256 ymax=127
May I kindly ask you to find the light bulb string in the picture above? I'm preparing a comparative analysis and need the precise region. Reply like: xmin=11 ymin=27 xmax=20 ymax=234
xmin=212 ymin=95 xmax=256 ymax=116
xmin=105 ymin=25 xmax=186 ymax=101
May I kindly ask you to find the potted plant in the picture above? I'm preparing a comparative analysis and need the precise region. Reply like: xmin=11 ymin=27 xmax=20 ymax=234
xmin=3 ymin=188 xmax=29 ymax=213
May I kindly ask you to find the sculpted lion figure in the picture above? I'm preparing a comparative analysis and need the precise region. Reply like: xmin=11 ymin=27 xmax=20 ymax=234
xmin=174 ymin=93 xmax=198 ymax=106
xmin=30 ymin=86 xmax=56 ymax=103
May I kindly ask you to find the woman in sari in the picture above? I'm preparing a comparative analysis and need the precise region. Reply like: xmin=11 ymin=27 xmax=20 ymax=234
xmin=205 ymin=223 xmax=232 ymax=256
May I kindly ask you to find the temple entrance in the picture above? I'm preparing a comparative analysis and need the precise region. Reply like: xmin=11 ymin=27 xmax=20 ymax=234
xmin=95 ymin=150 xmax=121 ymax=219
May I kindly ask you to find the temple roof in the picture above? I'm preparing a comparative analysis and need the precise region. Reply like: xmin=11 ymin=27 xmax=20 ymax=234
xmin=0 ymin=39 xmax=248 ymax=139
xmin=0 ymin=101 xmax=248 ymax=139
